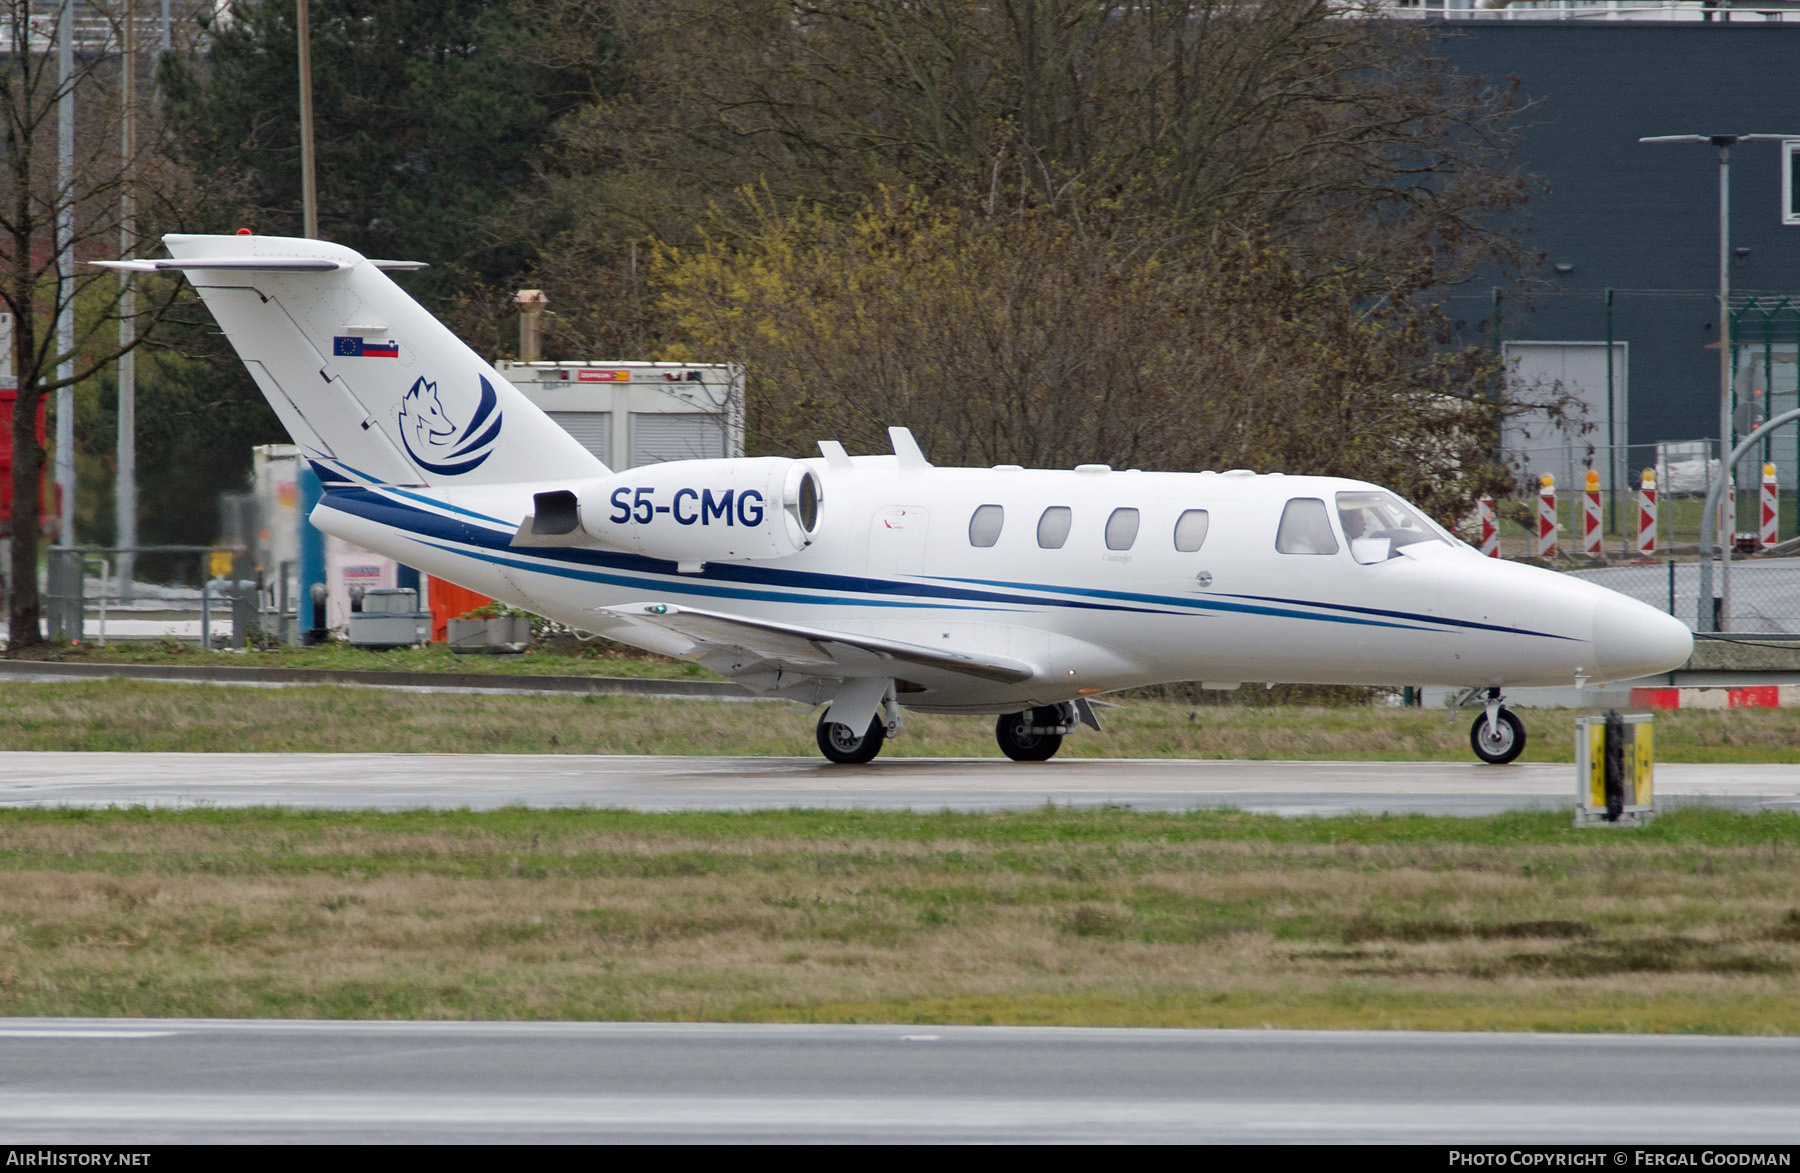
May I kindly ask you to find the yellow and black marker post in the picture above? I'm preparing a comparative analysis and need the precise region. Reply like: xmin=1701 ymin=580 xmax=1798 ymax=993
xmin=1574 ymin=710 xmax=1655 ymax=826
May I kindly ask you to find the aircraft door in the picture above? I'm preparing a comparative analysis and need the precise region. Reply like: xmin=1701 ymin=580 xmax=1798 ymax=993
xmin=868 ymin=506 xmax=930 ymax=579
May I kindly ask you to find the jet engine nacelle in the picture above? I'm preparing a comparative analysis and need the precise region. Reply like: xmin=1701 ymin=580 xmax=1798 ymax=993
xmin=561 ymin=457 xmax=822 ymax=563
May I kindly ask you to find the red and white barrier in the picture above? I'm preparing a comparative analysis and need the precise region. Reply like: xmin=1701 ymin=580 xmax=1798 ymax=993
xmin=1537 ymin=474 xmax=1557 ymax=559
xmin=1635 ymin=468 xmax=1657 ymax=559
xmin=1761 ymin=462 xmax=1779 ymax=550
xmin=1633 ymin=685 xmax=1800 ymax=710
xmin=1478 ymin=496 xmax=1498 ymax=558
xmin=1581 ymin=469 xmax=1602 ymax=557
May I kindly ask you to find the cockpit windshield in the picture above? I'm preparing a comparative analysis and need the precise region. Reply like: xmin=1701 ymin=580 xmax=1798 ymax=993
xmin=1335 ymin=491 xmax=1449 ymax=564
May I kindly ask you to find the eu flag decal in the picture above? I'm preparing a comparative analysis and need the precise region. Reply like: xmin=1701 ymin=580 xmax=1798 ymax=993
xmin=333 ymin=336 xmax=399 ymax=358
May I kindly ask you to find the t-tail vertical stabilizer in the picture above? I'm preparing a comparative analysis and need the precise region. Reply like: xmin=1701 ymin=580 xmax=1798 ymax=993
xmin=141 ymin=234 xmax=605 ymax=488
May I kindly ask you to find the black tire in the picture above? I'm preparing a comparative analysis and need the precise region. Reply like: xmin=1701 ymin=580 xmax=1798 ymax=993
xmin=817 ymin=713 xmax=886 ymax=765
xmin=1469 ymin=707 xmax=1527 ymax=765
xmin=996 ymin=709 xmax=1064 ymax=762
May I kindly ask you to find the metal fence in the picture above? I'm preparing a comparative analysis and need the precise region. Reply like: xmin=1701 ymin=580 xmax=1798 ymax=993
xmin=40 ymin=545 xmax=256 ymax=646
xmin=1568 ymin=558 xmax=1800 ymax=635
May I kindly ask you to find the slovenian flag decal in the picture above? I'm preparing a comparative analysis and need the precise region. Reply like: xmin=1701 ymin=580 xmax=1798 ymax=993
xmin=333 ymin=336 xmax=399 ymax=358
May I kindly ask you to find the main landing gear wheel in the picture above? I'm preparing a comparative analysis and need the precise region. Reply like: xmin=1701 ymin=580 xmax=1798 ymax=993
xmin=996 ymin=707 xmax=1065 ymax=762
xmin=1470 ymin=707 xmax=1527 ymax=765
xmin=817 ymin=713 xmax=886 ymax=765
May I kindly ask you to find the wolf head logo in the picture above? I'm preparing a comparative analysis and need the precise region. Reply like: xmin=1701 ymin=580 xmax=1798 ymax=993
xmin=397 ymin=375 xmax=503 ymax=476
xmin=401 ymin=379 xmax=457 ymax=449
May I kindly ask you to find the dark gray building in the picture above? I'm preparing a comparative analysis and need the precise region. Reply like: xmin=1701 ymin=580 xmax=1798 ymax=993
xmin=1432 ymin=20 xmax=1800 ymax=499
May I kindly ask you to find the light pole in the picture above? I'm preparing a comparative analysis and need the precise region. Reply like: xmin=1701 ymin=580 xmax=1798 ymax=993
xmin=1640 ymin=133 xmax=1796 ymax=632
xmin=119 ymin=0 xmax=138 ymax=600
xmin=297 ymin=0 xmax=318 ymax=238
xmin=55 ymin=0 xmax=74 ymax=549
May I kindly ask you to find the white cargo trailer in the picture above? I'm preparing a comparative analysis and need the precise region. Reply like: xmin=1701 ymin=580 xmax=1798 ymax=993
xmin=493 ymin=361 xmax=745 ymax=469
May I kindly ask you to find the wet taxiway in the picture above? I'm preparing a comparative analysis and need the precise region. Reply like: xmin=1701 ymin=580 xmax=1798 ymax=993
xmin=1 ymin=751 xmax=1797 ymax=815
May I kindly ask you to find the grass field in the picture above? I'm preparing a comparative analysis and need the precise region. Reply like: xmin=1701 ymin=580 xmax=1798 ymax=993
xmin=2 ymin=806 xmax=1797 ymax=1031
xmin=2 ymin=677 xmax=1800 ymax=760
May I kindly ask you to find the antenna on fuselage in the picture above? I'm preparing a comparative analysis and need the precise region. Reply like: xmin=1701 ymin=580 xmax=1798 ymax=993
xmin=889 ymin=427 xmax=931 ymax=470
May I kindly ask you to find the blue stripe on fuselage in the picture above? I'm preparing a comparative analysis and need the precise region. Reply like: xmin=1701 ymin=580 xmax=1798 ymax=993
xmin=322 ymin=487 xmax=1132 ymax=613
xmin=323 ymin=483 xmax=1558 ymax=636
xmin=932 ymin=575 xmax=1575 ymax=642
xmin=1215 ymin=591 xmax=1580 ymax=642
xmin=929 ymin=576 xmax=1435 ymax=632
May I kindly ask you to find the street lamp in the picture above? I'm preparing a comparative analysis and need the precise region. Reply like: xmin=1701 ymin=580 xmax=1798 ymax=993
xmin=1640 ymin=133 xmax=1796 ymax=632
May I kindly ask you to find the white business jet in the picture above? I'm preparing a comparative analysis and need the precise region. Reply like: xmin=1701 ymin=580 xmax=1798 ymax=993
xmin=102 ymin=234 xmax=1694 ymax=765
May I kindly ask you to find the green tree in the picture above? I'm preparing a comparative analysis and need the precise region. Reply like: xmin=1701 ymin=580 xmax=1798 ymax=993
xmin=159 ymin=0 xmax=606 ymax=299
xmin=113 ymin=0 xmax=612 ymax=569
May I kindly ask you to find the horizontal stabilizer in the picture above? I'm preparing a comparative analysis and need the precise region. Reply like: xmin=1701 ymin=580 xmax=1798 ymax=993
xmin=597 ymin=603 xmax=1036 ymax=685
xmin=92 ymin=257 xmax=427 ymax=273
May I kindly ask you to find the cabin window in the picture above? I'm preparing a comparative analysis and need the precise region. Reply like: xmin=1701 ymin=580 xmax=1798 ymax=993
xmin=968 ymin=504 xmax=1005 ymax=547
xmin=1276 ymin=498 xmax=1339 ymax=555
xmin=1335 ymin=490 xmax=1447 ymax=564
xmin=1037 ymin=506 xmax=1072 ymax=549
xmin=1104 ymin=507 xmax=1140 ymax=551
xmin=1173 ymin=509 xmax=1209 ymax=552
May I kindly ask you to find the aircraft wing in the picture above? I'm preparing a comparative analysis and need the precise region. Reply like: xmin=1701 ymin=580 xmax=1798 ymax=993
xmin=595 ymin=602 xmax=1037 ymax=685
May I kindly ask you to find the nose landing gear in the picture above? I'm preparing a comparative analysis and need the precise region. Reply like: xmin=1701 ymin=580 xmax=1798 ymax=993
xmin=1468 ymin=688 xmax=1527 ymax=765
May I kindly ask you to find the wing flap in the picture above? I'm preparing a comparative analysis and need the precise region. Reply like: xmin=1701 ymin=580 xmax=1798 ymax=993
xmin=596 ymin=602 xmax=1036 ymax=684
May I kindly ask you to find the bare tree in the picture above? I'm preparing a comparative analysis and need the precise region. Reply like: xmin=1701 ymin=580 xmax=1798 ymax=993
xmin=657 ymin=185 xmax=1524 ymax=522
xmin=543 ymin=0 xmax=1529 ymax=295
xmin=1 ymin=0 xmax=186 ymax=650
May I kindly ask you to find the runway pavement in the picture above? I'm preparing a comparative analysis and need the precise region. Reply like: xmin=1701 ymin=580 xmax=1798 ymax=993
xmin=2 ymin=1019 xmax=1797 ymax=1142
xmin=2 ymin=751 xmax=1799 ymax=815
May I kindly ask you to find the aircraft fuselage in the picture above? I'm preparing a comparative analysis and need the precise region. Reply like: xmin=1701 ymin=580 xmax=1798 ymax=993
xmin=315 ymin=458 xmax=1692 ymax=714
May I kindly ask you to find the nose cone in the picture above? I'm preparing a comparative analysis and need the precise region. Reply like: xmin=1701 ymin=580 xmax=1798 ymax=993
xmin=1592 ymin=595 xmax=1693 ymax=680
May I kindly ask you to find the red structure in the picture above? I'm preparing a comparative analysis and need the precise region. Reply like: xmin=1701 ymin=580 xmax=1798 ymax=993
xmin=0 ymin=387 xmax=53 ymax=536
xmin=428 ymin=575 xmax=493 ymax=643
